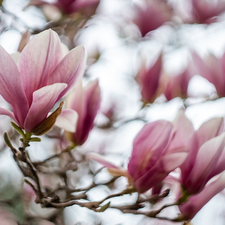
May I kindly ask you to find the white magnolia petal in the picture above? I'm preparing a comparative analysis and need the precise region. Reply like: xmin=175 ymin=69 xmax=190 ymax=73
xmin=54 ymin=109 xmax=78 ymax=132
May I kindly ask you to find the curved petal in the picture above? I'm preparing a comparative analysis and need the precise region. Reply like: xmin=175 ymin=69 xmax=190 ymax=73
xmin=128 ymin=120 xmax=174 ymax=181
xmin=86 ymin=152 xmax=120 ymax=169
xmin=0 ymin=107 xmax=16 ymax=122
xmin=17 ymin=29 xmax=63 ymax=105
xmin=185 ymin=133 xmax=225 ymax=194
xmin=170 ymin=110 xmax=197 ymax=181
xmin=134 ymin=152 xmax=187 ymax=193
xmin=24 ymin=83 xmax=67 ymax=132
xmin=54 ymin=109 xmax=78 ymax=132
xmin=0 ymin=46 xmax=29 ymax=126
xmin=208 ymin=146 xmax=225 ymax=179
xmin=48 ymin=45 xmax=87 ymax=100
xmin=196 ymin=117 xmax=224 ymax=148
xmin=169 ymin=110 xmax=195 ymax=151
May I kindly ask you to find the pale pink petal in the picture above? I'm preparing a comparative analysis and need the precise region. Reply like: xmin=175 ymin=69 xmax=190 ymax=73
xmin=24 ymin=83 xmax=67 ymax=132
xmin=86 ymin=152 xmax=120 ymax=169
xmin=169 ymin=110 xmax=195 ymax=151
xmin=206 ymin=54 xmax=224 ymax=96
xmin=196 ymin=117 xmax=224 ymax=148
xmin=54 ymin=109 xmax=78 ymax=132
xmin=17 ymin=29 xmax=64 ymax=105
xmin=161 ymin=152 xmax=188 ymax=172
xmin=48 ymin=45 xmax=87 ymax=100
xmin=185 ymin=133 xmax=225 ymax=194
xmin=208 ymin=145 xmax=225 ymax=179
xmin=128 ymin=120 xmax=174 ymax=182
xmin=134 ymin=152 xmax=187 ymax=193
xmin=0 ymin=107 xmax=16 ymax=122
xmin=0 ymin=46 xmax=29 ymax=126
xmin=169 ymin=110 xmax=197 ymax=181
xmin=191 ymin=51 xmax=212 ymax=80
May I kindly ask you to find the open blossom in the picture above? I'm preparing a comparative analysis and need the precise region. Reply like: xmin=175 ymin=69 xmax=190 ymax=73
xmin=133 ymin=0 xmax=173 ymax=37
xmin=66 ymin=80 xmax=101 ymax=146
xmin=190 ymin=0 xmax=225 ymax=24
xmin=136 ymin=53 xmax=162 ymax=104
xmin=170 ymin=110 xmax=225 ymax=194
xmin=88 ymin=120 xmax=188 ymax=193
xmin=0 ymin=29 xmax=86 ymax=134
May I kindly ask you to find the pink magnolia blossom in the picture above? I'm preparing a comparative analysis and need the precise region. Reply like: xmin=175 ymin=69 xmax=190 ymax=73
xmin=28 ymin=0 xmax=100 ymax=16
xmin=190 ymin=0 xmax=225 ymax=24
xmin=56 ymin=0 xmax=100 ymax=15
xmin=134 ymin=0 xmax=173 ymax=37
xmin=136 ymin=53 xmax=162 ymax=104
xmin=163 ymin=68 xmax=192 ymax=101
xmin=128 ymin=120 xmax=187 ymax=193
xmin=192 ymin=51 xmax=225 ymax=97
xmin=0 ymin=29 xmax=86 ymax=134
xmin=66 ymin=80 xmax=101 ymax=146
xmin=170 ymin=110 xmax=225 ymax=195
xmin=88 ymin=120 xmax=188 ymax=193
xmin=179 ymin=172 xmax=225 ymax=220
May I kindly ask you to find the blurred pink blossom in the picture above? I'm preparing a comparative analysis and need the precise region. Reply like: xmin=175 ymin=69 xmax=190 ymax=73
xmin=128 ymin=120 xmax=187 ymax=193
xmin=190 ymin=0 xmax=225 ymax=24
xmin=136 ymin=53 xmax=162 ymax=104
xmin=28 ymin=0 xmax=100 ymax=16
xmin=133 ymin=0 xmax=173 ymax=37
xmin=66 ymin=80 xmax=101 ymax=146
xmin=0 ymin=29 xmax=86 ymax=134
xmin=163 ymin=68 xmax=192 ymax=100
xmin=192 ymin=51 xmax=225 ymax=97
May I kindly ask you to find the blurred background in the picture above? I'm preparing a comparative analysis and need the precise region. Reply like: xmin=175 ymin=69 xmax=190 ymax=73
xmin=1 ymin=0 xmax=225 ymax=224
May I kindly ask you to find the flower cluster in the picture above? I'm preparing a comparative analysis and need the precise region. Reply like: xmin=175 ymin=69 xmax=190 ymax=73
xmin=88 ymin=110 xmax=225 ymax=220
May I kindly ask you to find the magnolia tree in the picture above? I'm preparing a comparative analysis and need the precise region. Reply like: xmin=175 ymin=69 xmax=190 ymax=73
xmin=1 ymin=0 xmax=225 ymax=224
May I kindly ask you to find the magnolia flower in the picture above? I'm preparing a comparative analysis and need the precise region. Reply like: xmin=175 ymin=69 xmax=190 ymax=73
xmin=87 ymin=120 xmax=188 ymax=193
xmin=163 ymin=68 xmax=192 ymax=101
xmin=0 ymin=29 xmax=86 ymax=135
xmin=28 ymin=0 xmax=100 ymax=17
xmin=190 ymin=0 xmax=225 ymax=24
xmin=192 ymin=51 xmax=225 ymax=97
xmin=179 ymin=172 xmax=225 ymax=220
xmin=66 ymin=80 xmax=101 ymax=146
xmin=170 ymin=110 xmax=225 ymax=195
xmin=133 ymin=0 xmax=173 ymax=37
xmin=136 ymin=53 xmax=162 ymax=104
